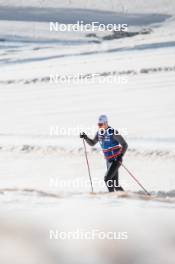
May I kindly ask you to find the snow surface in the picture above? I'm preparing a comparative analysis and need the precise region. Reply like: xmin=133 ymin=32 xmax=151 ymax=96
xmin=0 ymin=1 xmax=175 ymax=264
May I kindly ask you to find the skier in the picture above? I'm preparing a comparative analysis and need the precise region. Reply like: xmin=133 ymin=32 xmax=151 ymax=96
xmin=80 ymin=115 xmax=128 ymax=192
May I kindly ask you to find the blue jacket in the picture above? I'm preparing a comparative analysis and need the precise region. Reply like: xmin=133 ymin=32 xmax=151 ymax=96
xmin=98 ymin=127 xmax=123 ymax=161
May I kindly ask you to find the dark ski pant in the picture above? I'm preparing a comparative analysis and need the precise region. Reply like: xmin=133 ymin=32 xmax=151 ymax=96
xmin=104 ymin=159 xmax=124 ymax=192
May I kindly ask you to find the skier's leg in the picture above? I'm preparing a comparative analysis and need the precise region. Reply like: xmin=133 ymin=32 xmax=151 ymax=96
xmin=113 ymin=161 xmax=124 ymax=191
xmin=104 ymin=161 xmax=119 ymax=192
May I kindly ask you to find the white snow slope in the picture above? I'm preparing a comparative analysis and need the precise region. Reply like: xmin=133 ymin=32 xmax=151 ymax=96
xmin=0 ymin=1 xmax=175 ymax=264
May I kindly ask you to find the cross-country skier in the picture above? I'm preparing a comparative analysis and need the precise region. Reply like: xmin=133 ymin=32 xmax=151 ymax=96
xmin=80 ymin=115 xmax=128 ymax=192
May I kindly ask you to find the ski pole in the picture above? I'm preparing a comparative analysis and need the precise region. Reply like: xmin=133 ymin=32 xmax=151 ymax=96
xmin=120 ymin=162 xmax=150 ymax=196
xmin=82 ymin=138 xmax=94 ymax=193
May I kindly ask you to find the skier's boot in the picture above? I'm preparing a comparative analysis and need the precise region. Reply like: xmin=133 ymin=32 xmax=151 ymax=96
xmin=115 ymin=186 xmax=124 ymax=192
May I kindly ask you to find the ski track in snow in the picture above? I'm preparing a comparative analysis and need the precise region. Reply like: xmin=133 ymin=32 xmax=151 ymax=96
xmin=0 ymin=187 xmax=175 ymax=204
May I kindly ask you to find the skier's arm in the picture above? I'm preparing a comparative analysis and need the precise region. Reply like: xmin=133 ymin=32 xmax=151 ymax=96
xmin=113 ymin=134 xmax=128 ymax=155
xmin=80 ymin=132 xmax=98 ymax=146
xmin=85 ymin=133 xmax=98 ymax=146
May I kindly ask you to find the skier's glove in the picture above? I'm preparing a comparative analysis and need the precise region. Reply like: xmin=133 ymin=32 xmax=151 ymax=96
xmin=80 ymin=132 xmax=88 ymax=139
